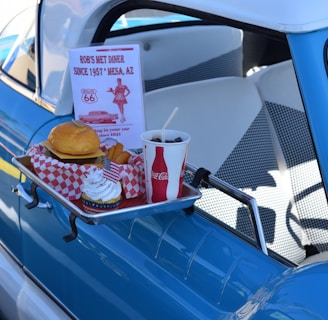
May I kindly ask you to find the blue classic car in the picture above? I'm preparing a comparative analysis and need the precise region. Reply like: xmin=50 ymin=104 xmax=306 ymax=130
xmin=2 ymin=0 xmax=328 ymax=319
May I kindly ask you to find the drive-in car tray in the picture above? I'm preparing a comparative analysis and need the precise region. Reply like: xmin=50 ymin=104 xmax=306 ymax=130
xmin=12 ymin=156 xmax=201 ymax=229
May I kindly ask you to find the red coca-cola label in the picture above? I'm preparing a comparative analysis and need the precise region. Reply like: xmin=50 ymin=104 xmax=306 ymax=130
xmin=151 ymin=146 xmax=168 ymax=202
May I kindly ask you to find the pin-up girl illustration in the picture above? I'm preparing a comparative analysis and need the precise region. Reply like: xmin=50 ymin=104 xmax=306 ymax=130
xmin=107 ymin=78 xmax=131 ymax=123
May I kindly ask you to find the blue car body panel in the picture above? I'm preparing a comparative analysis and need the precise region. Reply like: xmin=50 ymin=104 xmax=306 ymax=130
xmin=0 ymin=80 xmax=72 ymax=262
xmin=288 ymin=29 xmax=328 ymax=189
xmin=19 ymin=193 xmax=287 ymax=319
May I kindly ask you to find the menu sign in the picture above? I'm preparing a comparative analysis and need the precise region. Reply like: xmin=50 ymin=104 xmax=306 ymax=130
xmin=69 ymin=44 xmax=145 ymax=149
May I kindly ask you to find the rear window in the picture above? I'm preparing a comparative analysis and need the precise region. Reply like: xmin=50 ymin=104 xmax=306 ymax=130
xmin=111 ymin=9 xmax=198 ymax=31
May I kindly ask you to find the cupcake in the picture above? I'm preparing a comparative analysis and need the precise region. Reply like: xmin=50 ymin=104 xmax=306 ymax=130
xmin=81 ymin=169 xmax=122 ymax=213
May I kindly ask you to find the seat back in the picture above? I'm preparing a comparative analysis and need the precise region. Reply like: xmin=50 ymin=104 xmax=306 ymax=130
xmin=144 ymin=76 xmax=306 ymax=264
xmin=255 ymin=60 xmax=328 ymax=253
xmin=145 ymin=77 xmax=260 ymax=173
xmin=105 ymin=25 xmax=243 ymax=91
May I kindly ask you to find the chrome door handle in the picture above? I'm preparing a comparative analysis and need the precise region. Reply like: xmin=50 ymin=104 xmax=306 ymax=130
xmin=12 ymin=183 xmax=52 ymax=209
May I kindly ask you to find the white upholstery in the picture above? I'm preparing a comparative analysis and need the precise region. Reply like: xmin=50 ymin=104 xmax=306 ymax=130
xmin=105 ymin=25 xmax=243 ymax=90
xmin=255 ymin=60 xmax=304 ymax=111
xmin=145 ymin=77 xmax=261 ymax=173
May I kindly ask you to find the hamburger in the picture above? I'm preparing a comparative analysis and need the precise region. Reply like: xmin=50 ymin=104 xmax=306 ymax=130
xmin=48 ymin=120 xmax=100 ymax=156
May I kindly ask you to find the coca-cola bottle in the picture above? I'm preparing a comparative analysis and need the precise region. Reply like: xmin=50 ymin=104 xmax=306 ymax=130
xmin=151 ymin=146 xmax=168 ymax=202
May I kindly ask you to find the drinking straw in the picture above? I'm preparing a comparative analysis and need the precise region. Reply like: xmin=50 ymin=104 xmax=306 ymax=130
xmin=161 ymin=107 xmax=179 ymax=142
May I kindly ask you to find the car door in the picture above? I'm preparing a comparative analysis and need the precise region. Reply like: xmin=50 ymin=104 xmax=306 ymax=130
xmin=0 ymin=6 xmax=48 ymax=262
xmin=0 ymin=4 xmax=75 ymax=308
xmin=0 ymin=16 xmax=91 ymax=320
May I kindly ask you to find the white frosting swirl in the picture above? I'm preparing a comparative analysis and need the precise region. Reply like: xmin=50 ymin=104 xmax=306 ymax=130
xmin=81 ymin=169 xmax=121 ymax=202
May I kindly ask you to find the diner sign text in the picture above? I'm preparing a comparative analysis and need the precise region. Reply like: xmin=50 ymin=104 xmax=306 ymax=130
xmin=69 ymin=44 xmax=145 ymax=149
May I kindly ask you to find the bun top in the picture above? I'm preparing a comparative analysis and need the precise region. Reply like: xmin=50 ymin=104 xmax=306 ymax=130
xmin=48 ymin=121 xmax=100 ymax=155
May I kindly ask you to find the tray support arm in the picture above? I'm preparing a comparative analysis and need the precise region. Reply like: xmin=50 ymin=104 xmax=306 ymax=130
xmin=184 ymin=167 xmax=211 ymax=215
xmin=62 ymin=213 xmax=79 ymax=242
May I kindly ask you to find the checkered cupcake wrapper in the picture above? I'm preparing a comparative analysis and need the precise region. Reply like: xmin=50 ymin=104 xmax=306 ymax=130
xmin=27 ymin=144 xmax=98 ymax=201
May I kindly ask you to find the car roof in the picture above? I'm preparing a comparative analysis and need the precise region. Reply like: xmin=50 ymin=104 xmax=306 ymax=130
xmin=43 ymin=0 xmax=328 ymax=34
xmin=152 ymin=0 xmax=328 ymax=33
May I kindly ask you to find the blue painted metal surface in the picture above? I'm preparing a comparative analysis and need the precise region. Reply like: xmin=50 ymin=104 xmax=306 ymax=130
xmin=288 ymin=29 xmax=328 ymax=194
xmin=235 ymin=263 xmax=328 ymax=319
xmin=18 ymin=183 xmax=287 ymax=319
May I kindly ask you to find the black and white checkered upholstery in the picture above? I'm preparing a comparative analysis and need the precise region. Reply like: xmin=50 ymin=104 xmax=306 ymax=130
xmin=255 ymin=60 xmax=328 ymax=264
xmin=213 ymin=106 xmax=305 ymax=263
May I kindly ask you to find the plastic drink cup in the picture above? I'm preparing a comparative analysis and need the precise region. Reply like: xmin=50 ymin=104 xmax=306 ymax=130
xmin=142 ymin=129 xmax=190 ymax=203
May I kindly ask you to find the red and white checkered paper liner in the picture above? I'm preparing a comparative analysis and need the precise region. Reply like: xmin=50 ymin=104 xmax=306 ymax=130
xmin=27 ymin=144 xmax=98 ymax=200
xmin=27 ymin=143 xmax=145 ymax=201
xmin=103 ymin=153 xmax=145 ymax=199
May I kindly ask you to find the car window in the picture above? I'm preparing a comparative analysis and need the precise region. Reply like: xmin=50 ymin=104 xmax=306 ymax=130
xmin=1 ymin=12 xmax=36 ymax=90
xmin=111 ymin=9 xmax=198 ymax=31
xmin=101 ymin=8 xmax=243 ymax=92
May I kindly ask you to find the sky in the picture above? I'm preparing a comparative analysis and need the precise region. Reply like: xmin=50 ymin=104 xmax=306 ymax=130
xmin=0 ymin=0 xmax=35 ymax=32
